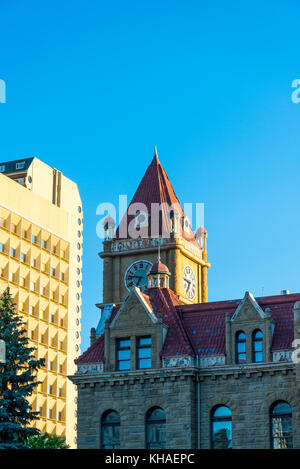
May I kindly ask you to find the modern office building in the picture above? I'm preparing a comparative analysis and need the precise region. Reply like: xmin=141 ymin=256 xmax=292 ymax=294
xmin=0 ymin=157 xmax=83 ymax=447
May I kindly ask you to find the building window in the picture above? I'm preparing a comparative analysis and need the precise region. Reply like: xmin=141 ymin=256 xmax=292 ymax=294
xmin=116 ymin=338 xmax=131 ymax=370
xmin=20 ymin=252 xmax=26 ymax=263
xmin=10 ymin=247 xmax=16 ymax=258
xmin=235 ymin=331 xmax=246 ymax=364
xmin=50 ymin=267 xmax=55 ymax=277
xmin=136 ymin=336 xmax=152 ymax=369
xmin=42 ymin=239 xmax=46 ymax=249
xmin=270 ymin=401 xmax=293 ymax=449
xmin=32 ymin=234 xmax=37 ymax=244
xmin=211 ymin=405 xmax=232 ymax=449
xmin=16 ymin=161 xmax=25 ymax=169
xmin=252 ymin=329 xmax=263 ymax=363
xmin=0 ymin=165 xmax=5 ymax=172
xmin=146 ymin=407 xmax=166 ymax=449
xmin=101 ymin=410 xmax=120 ymax=449
xmin=0 ymin=242 xmax=3 ymax=252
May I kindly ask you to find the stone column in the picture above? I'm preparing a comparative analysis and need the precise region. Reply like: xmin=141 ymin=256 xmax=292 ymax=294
xmin=264 ymin=307 xmax=273 ymax=362
xmin=201 ymin=265 xmax=208 ymax=303
xmin=225 ymin=312 xmax=232 ymax=364
xmin=104 ymin=319 xmax=110 ymax=371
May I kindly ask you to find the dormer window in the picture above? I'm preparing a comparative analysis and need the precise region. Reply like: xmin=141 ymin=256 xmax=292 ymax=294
xmin=16 ymin=161 xmax=25 ymax=170
xmin=136 ymin=336 xmax=151 ymax=369
xmin=252 ymin=330 xmax=263 ymax=363
xmin=235 ymin=331 xmax=246 ymax=364
xmin=0 ymin=165 xmax=5 ymax=172
xmin=116 ymin=338 xmax=131 ymax=370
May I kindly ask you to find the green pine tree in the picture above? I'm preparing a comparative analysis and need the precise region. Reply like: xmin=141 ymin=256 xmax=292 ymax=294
xmin=26 ymin=432 xmax=69 ymax=449
xmin=0 ymin=287 xmax=45 ymax=449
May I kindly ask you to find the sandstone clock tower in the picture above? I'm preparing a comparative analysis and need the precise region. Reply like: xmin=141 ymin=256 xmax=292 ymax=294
xmin=98 ymin=147 xmax=210 ymax=309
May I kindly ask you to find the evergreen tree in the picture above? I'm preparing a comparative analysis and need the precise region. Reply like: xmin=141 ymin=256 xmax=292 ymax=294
xmin=0 ymin=287 xmax=45 ymax=449
xmin=26 ymin=432 xmax=69 ymax=449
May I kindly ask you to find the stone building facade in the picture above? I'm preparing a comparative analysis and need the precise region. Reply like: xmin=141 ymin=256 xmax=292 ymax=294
xmin=70 ymin=149 xmax=300 ymax=449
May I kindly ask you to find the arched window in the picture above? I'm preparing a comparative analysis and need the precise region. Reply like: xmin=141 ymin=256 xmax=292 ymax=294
xmin=101 ymin=410 xmax=120 ymax=449
xmin=270 ymin=401 xmax=293 ymax=449
xmin=252 ymin=329 xmax=263 ymax=362
xmin=146 ymin=407 xmax=166 ymax=449
xmin=211 ymin=405 xmax=232 ymax=449
xmin=235 ymin=331 xmax=246 ymax=363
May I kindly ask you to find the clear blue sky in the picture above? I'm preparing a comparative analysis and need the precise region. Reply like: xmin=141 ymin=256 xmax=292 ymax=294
xmin=0 ymin=0 xmax=300 ymax=352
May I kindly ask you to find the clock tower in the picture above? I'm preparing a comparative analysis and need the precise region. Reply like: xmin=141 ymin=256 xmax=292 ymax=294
xmin=98 ymin=147 xmax=210 ymax=309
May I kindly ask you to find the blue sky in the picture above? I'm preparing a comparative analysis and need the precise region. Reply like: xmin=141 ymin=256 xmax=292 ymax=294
xmin=0 ymin=0 xmax=300 ymax=352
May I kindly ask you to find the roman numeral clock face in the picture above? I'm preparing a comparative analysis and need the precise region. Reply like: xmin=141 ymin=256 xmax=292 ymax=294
xmin=183 ymin=265 xmax=196 ymax=300
xmin=124 ymin=260 xmax=153 ymax=291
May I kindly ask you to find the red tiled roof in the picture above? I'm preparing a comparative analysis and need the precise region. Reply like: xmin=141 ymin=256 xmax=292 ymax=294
xmin=115 ymin=153 xmax=196 ymax=242
xmin=75 ymin=334 xmax=105 ymax=364
xmin=75 ymin=291 xmax=300 ymax=365
xmin=176 ymin=293 xmax=300 ymax=355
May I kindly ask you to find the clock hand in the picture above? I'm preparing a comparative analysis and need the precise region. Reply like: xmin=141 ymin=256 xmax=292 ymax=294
xmin=132 ymin=274 xmax=144 ymax=286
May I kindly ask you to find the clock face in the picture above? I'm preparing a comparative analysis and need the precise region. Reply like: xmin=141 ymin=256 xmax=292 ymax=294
xmin=124 ymin=260 xmax=153 ymax=291
xmin=182 ymin=265 xmax=196 ymax=300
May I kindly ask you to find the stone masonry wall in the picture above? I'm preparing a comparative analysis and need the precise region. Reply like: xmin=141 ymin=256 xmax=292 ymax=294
xmin=75 ymin=364 xmax=300 ymax=449
xmin=77 ymin=373 xmax=196 ymax=449
xmin=199 ymin=365 xmax=300 ymax=449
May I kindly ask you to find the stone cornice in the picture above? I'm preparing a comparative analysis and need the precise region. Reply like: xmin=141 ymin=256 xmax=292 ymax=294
xmin=69 ymin=361 xmax=295 ymax=387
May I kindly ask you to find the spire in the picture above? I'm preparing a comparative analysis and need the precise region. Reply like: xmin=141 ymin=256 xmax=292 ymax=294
xmin=115 ymin=147 xmax=196 ymax=241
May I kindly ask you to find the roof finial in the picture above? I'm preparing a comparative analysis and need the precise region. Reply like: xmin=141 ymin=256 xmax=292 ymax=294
xmin=158 ymin=244 xmax=161 ymax=262
xmin=154 ymin=144 xmax=158 ymax=159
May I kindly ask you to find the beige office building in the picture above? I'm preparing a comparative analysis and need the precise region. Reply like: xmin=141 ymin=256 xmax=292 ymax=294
xmin=0 ymin=157 xmax=82 ymax=448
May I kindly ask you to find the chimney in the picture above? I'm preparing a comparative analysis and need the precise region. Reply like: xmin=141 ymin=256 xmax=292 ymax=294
xmin=90 ymin=327 xmax=96 ymax=345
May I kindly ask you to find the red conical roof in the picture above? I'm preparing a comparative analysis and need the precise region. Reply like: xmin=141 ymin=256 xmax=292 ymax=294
xmin=115 ymin=149 xmax=195 ymax=241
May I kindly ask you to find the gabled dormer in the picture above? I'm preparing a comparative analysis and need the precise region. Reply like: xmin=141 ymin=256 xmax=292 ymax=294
xmin=225 ymin=292 xmax=274 ymax=365
xmin=104 ymin=287 xmax=167 ymax=372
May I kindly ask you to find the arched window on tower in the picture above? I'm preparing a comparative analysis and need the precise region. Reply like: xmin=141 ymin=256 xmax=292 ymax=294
xmin=211 ymin=405 xmax=232 ymax=449
xmin=101 ymin=410 xmax=120 ymax=449
xmin=235 ymin=331 xmax=246 ymax=364
xmin=252 ymin=329 xmax=263 ymax=363
xmin=270 ymin=401 xmax=293 ymax=449
xmin=146 ymin=407 xmax=166 ymax=449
